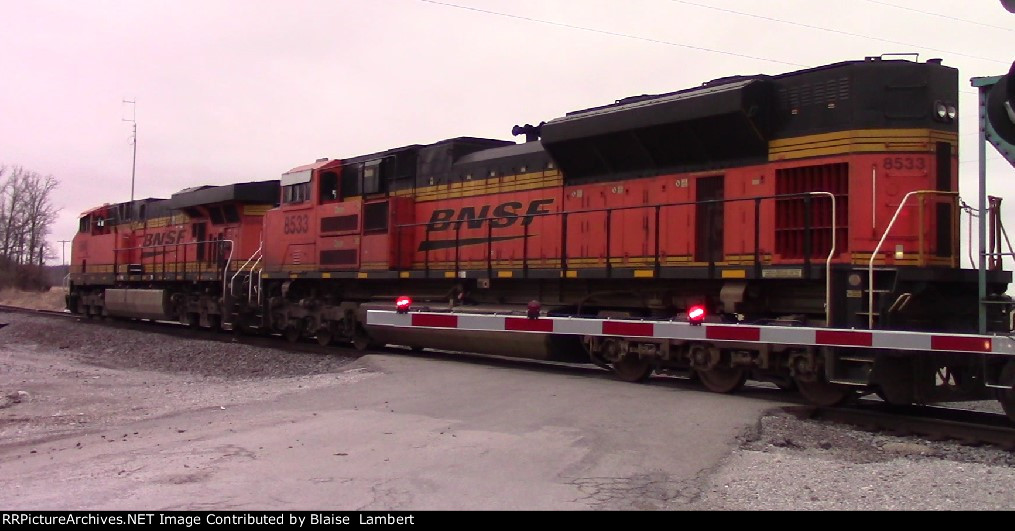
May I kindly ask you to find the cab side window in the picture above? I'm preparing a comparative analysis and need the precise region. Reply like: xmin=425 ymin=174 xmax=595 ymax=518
xmin=319 ymin=171 xmax=339 ymax=203
xmin=283 ymin=182 xmax=310 ymax=204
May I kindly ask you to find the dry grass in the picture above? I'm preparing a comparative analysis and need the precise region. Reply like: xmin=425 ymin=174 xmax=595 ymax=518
xmin=0 ymin=287 xmax=66 ymax=311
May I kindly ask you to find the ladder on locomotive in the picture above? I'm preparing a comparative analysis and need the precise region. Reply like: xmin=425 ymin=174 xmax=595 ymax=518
xmin=831 ymin=267 xmax=898 ymax=387
xmin=856 ymin=267 xmax=900 ymax=329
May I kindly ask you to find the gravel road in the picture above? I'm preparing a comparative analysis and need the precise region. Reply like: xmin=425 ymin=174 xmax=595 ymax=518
xmin=2 ymin=311 xmax=1014 ymax=510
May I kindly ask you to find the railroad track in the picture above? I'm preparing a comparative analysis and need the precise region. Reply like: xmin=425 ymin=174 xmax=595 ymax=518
xmin=6 ymin=304 xmax=1015 ymax=448
xmin=785 ymin=403 xmax=1015 ymax=450
xmin=0 ymin=304 xmax=357 ymax=357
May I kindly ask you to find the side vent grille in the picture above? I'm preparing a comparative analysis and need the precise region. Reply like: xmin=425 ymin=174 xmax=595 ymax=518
xmin=775 ymin=162 xmax=849 ymax=259
xmin=320 ymin=249 xmax=357 ymax=266
xmin=321 ymin=215 xmax=358 ymax=233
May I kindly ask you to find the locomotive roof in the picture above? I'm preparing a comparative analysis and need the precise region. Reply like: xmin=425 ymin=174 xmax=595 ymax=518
xmin=564 ymin=76 xmax=767 ymax=118
xmin=770 ymin=56 xmax=955 ymax=80
xmin=455 ymin=140 xmax=545 ymax=165
xmin=283 ymin=158 xmax=335 ymax=175
xmin=167 ymin=180 xmax=280 ymax=209
xmin=546 ymin=78 xmax=763 ymax=137
xmin=561 ymin=57 xmax=953 ymax=119
xmin=79 ymin=197 xmax=164 ymax=218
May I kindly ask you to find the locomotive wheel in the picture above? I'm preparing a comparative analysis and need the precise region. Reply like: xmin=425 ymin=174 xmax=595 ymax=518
xmin=612 ymin=355 xmax=652 ymax=383
xmin=186 ymin=313 xmax=200 ymax=329
xmin=795 ymin=377 xmax=855 ymax=407
xmin=995 ymin=362 xmax=1015 ymax=423
xmin=316 ymin=328 xmax=333 ymax=346
xmin=284 ymin=325 xmax=301 ymax=343
xmin=696 ymin=367 xmax=747 ymax=394
xmin=351 ymin=334 xmax=382 ymax=352
xmin=775 ymin=379 xmax=798 ymax=392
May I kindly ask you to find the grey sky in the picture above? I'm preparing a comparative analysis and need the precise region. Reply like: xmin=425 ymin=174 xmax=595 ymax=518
xmin=1 ymin=0 xmax=1012 ymax=266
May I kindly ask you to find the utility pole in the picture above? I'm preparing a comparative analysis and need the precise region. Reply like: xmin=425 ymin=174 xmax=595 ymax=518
xmin=123 ymin=99 xmax=137 ymax=205
xmin=59 ymin=239 xmax=69 ymax=266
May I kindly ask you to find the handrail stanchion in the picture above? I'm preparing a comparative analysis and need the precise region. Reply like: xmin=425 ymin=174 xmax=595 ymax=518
xmin=654 ymin=205 xmax=661 ymax=277
xmin=561 ymin=212 xmax=569 ymax=273
xmin=523 ymin=216 xmax=529 ymax=278
xmin=754 ymin=197 xmax=762 ymax=278
xmin=605 ymin=210 xmax=612 ymax=276
xmin=803 ymin=195 xmax=812 ymax=278
xmin=808 ymin=192 xmax=836 ymax=326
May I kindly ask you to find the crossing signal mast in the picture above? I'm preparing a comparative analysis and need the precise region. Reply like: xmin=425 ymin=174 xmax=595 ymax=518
xmin=972 ymin=49 xmax=1015 ymax=332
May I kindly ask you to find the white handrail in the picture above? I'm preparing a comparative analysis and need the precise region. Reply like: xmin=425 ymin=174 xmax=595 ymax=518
xmin=220 ymin=239 xmax=236 ymax=298
xmin=248 ymin=255 xmax=262 ymax=303
xmin=868 ymin=190 xmax=958 ymax=328
xmin=230 ymin=241 xmax=263 ymax=297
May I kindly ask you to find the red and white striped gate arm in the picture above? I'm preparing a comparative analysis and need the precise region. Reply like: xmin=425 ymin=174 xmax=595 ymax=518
xmin=366 ymin=310 xmax=1015 ymax=356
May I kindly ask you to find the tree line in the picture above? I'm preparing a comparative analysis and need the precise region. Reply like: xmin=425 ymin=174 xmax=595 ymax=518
xmin=0 ymin=165 xmax=59 ymax=290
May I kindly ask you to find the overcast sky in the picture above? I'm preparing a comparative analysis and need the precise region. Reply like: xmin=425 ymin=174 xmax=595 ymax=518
xmin=1 ymin=0 xmax=1013 ymax=266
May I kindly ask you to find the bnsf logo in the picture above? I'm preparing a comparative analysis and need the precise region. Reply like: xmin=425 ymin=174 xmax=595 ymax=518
xmin=142 ymin=230 xmax=185 ymax=247
xmin=427 ymin=199 xmax=554 ymax=231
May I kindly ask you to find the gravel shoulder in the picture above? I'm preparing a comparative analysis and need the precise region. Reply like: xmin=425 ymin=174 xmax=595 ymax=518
xmin=0 ymin=312 xmax=363 ymax=447
xmin=692 ymin=412 xmax=1015 ymax=510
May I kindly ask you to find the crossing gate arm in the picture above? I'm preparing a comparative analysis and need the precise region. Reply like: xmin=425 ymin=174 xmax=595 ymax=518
xmin=366 ymin=310 xmax=1015 ymax=356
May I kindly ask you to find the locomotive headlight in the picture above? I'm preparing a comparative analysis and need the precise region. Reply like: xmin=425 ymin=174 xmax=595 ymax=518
xmin=946 ymin=105 xmax=957 ymax=120
xmin=935 ymin=101 xmax=948 ymax=120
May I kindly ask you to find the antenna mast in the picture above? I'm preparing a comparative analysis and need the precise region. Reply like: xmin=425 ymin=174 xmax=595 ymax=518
xmin=122 ymin=99 xmax=137 ymax=204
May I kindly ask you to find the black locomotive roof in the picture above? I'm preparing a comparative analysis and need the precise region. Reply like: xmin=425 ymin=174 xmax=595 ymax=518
xmin=340 ymin=137 xmax=512 ymax=165
xmin=167 ymin=180 xmax=280 ymax=209
xmin=343 ymin=144 xmax=423 ymax=165
xmin=540 ymin=76 xmax=774 ymax=181
xmin=541 ymin=78 xmax=769 ymax=144
xmin=538 ymin=57 xmax=958 ymax=182
xmin=563 ymin=74 xmax=767 ymax=119
xmin=455 ymin=140 xmax=545 ymax=165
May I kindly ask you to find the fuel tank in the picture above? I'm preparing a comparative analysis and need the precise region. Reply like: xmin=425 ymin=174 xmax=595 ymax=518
xmin=104 ymin=289 xmax=170 ymax=320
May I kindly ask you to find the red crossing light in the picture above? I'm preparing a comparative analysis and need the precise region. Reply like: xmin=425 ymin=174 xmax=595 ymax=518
xmin=395 ymin=296 xmax=412 ymax=314
xmin=687 ymin=305 xmax=706 ymax=325
xmin=527 ymin=300 xmax=541 ymax=319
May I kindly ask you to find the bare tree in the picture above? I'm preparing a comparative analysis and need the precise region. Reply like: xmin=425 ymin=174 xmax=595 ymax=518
xmin=0 ymin=164 xmax=60 ymax=288
xmin=22 ymin=170 xmax=58 ymax=265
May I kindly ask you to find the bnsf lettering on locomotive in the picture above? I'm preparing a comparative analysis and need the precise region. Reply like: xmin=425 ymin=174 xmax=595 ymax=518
xmin=427 ymin=199 xmax=554 ymax=231
xmin=491 ymin=201 xmax=521 ymax=228
xmin=143 ymin=230 xmax=185 ymax=247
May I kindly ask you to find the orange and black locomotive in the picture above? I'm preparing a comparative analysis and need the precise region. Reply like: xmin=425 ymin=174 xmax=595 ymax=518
xmin=68 ymin=56 xmax=1015 ymax=415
